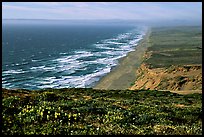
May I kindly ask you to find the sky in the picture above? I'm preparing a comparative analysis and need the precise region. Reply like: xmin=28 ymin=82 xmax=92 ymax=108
xmin=2 ymin=2 xmax=202 ymax=22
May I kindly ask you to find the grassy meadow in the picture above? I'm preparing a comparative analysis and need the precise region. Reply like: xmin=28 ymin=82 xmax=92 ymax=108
xmin=2 ymin=88 xmax=202 ymax=135
xmin=145 ymin=26 xmax=202 ymax=68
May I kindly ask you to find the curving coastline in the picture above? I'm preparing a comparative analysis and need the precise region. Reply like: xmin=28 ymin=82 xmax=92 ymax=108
xmin=93 ymin=28 xmax=152 ymax=90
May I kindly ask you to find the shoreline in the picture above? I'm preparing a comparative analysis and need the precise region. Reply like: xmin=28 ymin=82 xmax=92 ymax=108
xmin=93 ymin=28 xmax=152 ymax=90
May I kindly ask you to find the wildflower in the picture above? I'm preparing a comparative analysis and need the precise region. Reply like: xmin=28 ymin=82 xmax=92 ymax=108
xmin=55 ymin=112 xmax=58 ymax=118
xmin=22 ymin=108 xmax=26 ymax=113
xmin=68 ymin=113 xmax=71 ymax=118
xmin=30 ymin=108 xmax=34 ymax=112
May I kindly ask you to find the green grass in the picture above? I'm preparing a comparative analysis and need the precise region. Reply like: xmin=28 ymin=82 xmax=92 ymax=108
xmin=2 ymin=26 xmax=202 ymax=135
xmin=145 ymin=26 xmax=202 ymax=68
xmin=2 ymin=88 xmax=202 ymax=135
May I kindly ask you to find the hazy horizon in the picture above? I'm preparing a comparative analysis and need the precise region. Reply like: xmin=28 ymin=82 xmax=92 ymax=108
xmin=2 ymin=19 xmax=201 ymax=27
xmin=2 ymin=2 xmax=202 ymax=26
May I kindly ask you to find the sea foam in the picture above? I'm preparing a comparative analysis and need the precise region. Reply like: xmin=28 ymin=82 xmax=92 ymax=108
xmin=2 ymin=27 xmax=146 ymax=89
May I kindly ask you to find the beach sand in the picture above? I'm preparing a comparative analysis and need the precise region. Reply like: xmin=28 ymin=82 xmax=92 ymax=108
xmin=93 ymin=28 xmax=151 ymax=90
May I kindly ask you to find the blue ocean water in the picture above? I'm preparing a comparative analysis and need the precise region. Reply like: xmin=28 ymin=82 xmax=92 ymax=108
xmin=2 ymin=20 xmax=147 ymax=90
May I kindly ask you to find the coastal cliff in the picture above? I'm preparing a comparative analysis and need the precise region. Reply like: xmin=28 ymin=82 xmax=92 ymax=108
xmin=130 ymin=63 xmax=202 ymax=91
xmin=130 ymin=26 xmax=202 ymax=92
xmin=2 ymin=26 xmax=202 ymax=135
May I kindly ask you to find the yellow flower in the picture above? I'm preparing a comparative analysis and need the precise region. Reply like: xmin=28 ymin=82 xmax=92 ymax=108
xmin=55 ymin=112 xmax=58 ymax=118
xmin=22 ymin=108 xmax=26 ymax=113
xmin=68 ymin=113 xmax=71 ymax=119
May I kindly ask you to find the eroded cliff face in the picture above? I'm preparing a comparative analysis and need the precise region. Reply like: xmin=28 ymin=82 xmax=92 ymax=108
xmin=130 ymin=63 xmax=202 ymax=91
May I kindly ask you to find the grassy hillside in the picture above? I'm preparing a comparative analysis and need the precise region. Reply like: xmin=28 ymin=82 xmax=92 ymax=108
xmin=145 ymin=26 xmax=202 ymax=68
xmin=130 ymin=26 xmax=202 ymax=91
xmin=2 ymin=88 xmax=202 ymax=135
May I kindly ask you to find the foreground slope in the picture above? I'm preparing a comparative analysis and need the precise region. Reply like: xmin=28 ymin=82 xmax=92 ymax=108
xmin=2 ymin=88 xmax=202 ymax=135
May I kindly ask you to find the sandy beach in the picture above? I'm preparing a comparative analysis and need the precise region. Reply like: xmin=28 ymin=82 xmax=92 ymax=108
xmin=93 ymin=28 xmax=152 ymax=90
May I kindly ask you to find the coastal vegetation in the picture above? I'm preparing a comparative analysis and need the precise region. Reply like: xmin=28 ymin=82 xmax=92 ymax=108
xmin=130 ymin=26 xmax=202 ymax=91
xmin=2 ymin=88 xmax=202 ymax=135
xmin=145 ymin=26 xmax=202 ymax=68
xmin=2 ymin=26 xmax=202 ymax=135
xmin=2 ymin=2 xmax=202 ymax=135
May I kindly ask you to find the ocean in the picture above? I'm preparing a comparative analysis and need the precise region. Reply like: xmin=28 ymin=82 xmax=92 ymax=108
xmin=2 ymin=20 xmax=147 ymax=90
